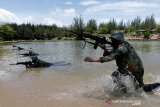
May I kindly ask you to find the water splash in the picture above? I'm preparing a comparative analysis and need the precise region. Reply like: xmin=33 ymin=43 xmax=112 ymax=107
xmin=81 ymin=73 xmax=151 ymax=100
xmin=152 ymin=74 xmax=160 ymax=96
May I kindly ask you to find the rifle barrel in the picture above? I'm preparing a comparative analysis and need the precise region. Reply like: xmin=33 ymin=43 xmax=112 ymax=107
xmin=9 ymin=64 xmax=17 ymax=65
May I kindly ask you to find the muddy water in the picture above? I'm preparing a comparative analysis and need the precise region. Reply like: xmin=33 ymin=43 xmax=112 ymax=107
xmin=0 ymin=41 xmax=160 ymax=107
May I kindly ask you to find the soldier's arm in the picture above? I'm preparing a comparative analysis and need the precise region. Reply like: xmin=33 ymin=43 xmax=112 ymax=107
xmin=84 ymin=45 xmax=128 ymax=63
xmin=84 ymin=55 xmax=114 ymax=62
xmin=100 ymin=45 xmax=128 ymax=63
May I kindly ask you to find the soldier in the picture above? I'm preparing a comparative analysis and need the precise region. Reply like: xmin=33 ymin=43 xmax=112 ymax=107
xmin=10 ymin=56 xmax=52 ymax=68
xmin=10 ymin=56 xmax=70 ymax=68
xmin=84 ymin=31 xmax=160 ymax=92
xmin=12 ymin=46 xmax=25 ymax=51
xmin=30 ymin=56 xmax=52 ymax=67
xmin=19 ymin=50 xmax=39 ymax=57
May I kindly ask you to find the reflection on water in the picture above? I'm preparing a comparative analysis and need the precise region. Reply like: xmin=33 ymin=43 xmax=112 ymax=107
xmin=1 ymin=41 xmax=159 ymax=72
xmin=0 ymin=45 xmax=7 ymax=60
xmin=0 ymin=41 xmax=160 ymax=107
xmin=133 ymin=42 xmax=152 ymax=54
xmin=131 ymin=41 xmax=160 ymax=55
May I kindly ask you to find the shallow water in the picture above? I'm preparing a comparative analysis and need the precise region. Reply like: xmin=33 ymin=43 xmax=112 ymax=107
xmin=0 ymin=41 xmax=160 ymax=107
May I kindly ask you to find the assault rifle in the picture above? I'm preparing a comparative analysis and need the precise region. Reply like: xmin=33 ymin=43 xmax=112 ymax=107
xmin=10 ymin=61 xmax=32 ymax=66
xmin=10 ymin=61 xmax=71 ymax=68
xmin=19 ymin=51 xmax=39 ymax=57
xmin=66 ymin=30 xmax=112 ymax=49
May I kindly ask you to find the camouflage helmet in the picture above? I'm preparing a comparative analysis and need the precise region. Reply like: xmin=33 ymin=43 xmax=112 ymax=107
xmin=110 ymin=31 xmax=124 ymax=43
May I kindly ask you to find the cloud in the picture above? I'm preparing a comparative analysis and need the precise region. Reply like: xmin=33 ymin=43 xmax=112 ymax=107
xmin=80 ymin=0 xmax=101 ymax=6
xmin=0 ymin=8 xmax=19 ymax=23
xmin=0 ymin=8 xmax=35 ymax=24
xmin=42 ymin=18 xmax=63 ymax=27
xmin=22 ymin=16 xmax=34 ymax=23
xmin=1 ymin=1 xmax=159 ymax=27
xmin=84 ymin=1 xmax=160 ymax=14
xmin=51 ymin=8 xmax=77 ymax=17
xmin=81 ymin=1 xmax=160 ymax=24
xmin=48 ymin=8 xmax=78 ymax=26
xmin=65 ymin=1 xmax=73 ymax=5
xmin=0 ymin=8 xmax=65 ymax=26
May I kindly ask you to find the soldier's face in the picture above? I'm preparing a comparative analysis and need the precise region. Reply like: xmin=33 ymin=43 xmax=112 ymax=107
xmin=111 ymin=38 xmax=119 ymax=49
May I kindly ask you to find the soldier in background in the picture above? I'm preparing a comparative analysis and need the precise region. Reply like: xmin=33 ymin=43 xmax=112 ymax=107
xmin=10 ymin=56 xmax=70 ymax=68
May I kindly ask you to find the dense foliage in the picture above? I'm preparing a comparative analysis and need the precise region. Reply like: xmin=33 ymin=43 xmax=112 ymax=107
xmin=0 ymin=14 xmax=159 ymax=41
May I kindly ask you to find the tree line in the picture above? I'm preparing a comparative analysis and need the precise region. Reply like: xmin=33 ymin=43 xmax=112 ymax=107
xmin=0 ymin=14 xmax=160 ymax=41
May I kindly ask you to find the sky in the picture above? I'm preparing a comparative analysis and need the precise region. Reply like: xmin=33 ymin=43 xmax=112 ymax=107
xmin=0 ymin=0 xmax=160 ymax=27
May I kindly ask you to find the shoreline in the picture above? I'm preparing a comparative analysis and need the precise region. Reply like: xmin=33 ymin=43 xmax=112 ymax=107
xmin=0 ymin=36 xmax=160 ymax=44
xmin=125 ymin=34 xmax=160 ymax=41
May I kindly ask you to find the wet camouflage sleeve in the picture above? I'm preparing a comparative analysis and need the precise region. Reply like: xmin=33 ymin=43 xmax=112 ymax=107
xmin=100 ymin=45 xmax=128 ymax=63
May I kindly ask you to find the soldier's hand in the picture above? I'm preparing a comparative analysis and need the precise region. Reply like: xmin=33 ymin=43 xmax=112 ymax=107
xmin=84 ymin=57 xmax=95 ymax=62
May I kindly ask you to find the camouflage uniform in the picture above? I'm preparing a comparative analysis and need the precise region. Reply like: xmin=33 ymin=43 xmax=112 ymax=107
xmin=100 ymin=35 xmax=144 ymax=87
xmin=99 ymin=31 xmax=160 ymax=92
xmin=29 ymin=56 xmax=52 ymax=68
xmin=32 ymin=59 xmax=52 ymax=67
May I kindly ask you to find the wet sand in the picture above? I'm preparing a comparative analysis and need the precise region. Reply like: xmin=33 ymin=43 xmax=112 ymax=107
xmin=0 ymin=70 xmax=160 ymax=107
xmin=0 ymin=69 xmax=106 ymax=107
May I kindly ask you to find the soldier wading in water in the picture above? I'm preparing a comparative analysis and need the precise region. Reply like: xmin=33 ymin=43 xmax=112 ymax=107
xmin=84 ymin=31 xmax=160 ymax=93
